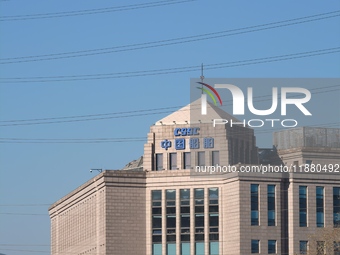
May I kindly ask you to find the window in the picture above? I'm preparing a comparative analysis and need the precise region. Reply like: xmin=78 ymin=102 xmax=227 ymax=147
xmin=299 ymin=186 xmax=307 ymax=227
xmin=181 ymin=243 xmax=190 ymax=255
xmin=268 ymin=240 xmax=276 ymax=254
xmin=209 ymin=188 xmax=219 ymax=241
xmin=197 ymin=152 xmax=205 ymax=166
xmin=334 ymin=242 xmax=340 ymax=255
xmin=212 ymin=151 xmax=219 ymax=166
xmin=316 ymin=187 xmax=324 ymax=227
xmin=152 ymin=190 xmax=162 ymax=243
xmin=155 ymin=154 xmax=163 ymax=171
xmin=153 ymin=244 xmax=162 ymax=255
xmin=251 ymin=240 xmax=260 ymax=253
xmin=251 ymin=184 xmax=259 ymax=226
xmin=300 ymin=241 xmax=308 ymax=254
xmin=305 ymin=160 xmax=312 ymax=165
xmin=169 ymin=153 xmax=177 ymax=170
xmin=316 ymin=241 xmax=325 ymax=255
xmin=180 ymin=189 xmax=190 ymax=243
xmin=210 ymin=242 xmax=219 ymax=255
xmin=195 ymin=188 xmax=204 ymax=241
xmin=268 ymin=185 xmax=276 ymax=226
xmin=166 ymin=190 xmax=176 ymax=242
xmin=183 ymin=152 xmax=191 ymax=169
xmin=167 ymin=243 xmax=176 ymax=255
xmin=334 ymin=187 xmax=340 ymax=227
xmin=195 ymin=242 xmax=204 ymax=255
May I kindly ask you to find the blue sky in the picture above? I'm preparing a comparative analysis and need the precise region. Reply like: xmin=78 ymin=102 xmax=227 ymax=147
xmin=0 ymin=0 xmax=339 ymax=254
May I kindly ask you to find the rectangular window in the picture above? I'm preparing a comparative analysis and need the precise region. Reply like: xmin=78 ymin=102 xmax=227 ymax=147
xmin=197 ymin=152 xmax=205 ymax=166
xmin=195 ymin=188 xmax=204 ymax=240
xmin=300 ymin=241 xmax=308 ymax=254
xmin=181 ymin=243 xmax=190 ymax=255
xmin=166 ymin=189 xmax=176 ymax=242
xmin=195 ymin=242 xmax=205 ymax=255
xmin=268 ymin=185 xmax=276 ymax=226
xmin=251 ymin=184 xmax=259 ymax=226
xmin=268 ymin=240 xmax=276 ymax=254
xmin=180 ymin=188 xmax=190 ymax=242
xmin=334 ymin=187 xmax=340 ymax=227
xmin=251 ymin=240 xmax=260 ymax=253
xmin=334 ymin=242 xmax=340 ymax=255
xmin=209 ymin=241 xmax=219 ymax=255
xmin=155 ymin=153 xmax=163 ymax=171
xmin=153 ymin=243 xmax=162 ymax=255
xmin=212 ymin=151 xmax=219 ymax=166
xmin=316 ymin=186 xmax=324 ymax=227
xmin=299 ymin=186 xmax=307 ymax=227
xmin=167 ymin=243 xmax=176 ymax=255
xmin=316 ymin=241 xmax=325 ymax=255
xmin=169 ymin=153 xmax=177 ymax=170
xmin=183 ymin=152 xmax=191 ymax=169
xmin=209 ymin=188 xmax=219 ymax=241
xmin=152 ymin=190 xmax=162 ymax=244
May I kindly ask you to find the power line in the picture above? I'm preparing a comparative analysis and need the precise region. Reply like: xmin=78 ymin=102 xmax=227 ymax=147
xmin=0 ymin=0 xmax=195 ymax=21
xmin=0 ymin=121 xmax=339 ymax=143
xmin=0 ymin=85 xmax=338 ymax=127
xmin=0 ymin=10 xmax=339 ymax=64
xmin=1 ymin=47 xmax=339 ymax=83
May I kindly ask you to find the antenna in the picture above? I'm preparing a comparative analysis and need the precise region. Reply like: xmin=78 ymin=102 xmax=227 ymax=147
xmin=200 ymin=63 xmax=204 ymax=94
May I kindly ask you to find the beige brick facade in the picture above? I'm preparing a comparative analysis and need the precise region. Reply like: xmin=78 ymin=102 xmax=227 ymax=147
xmin=49 ymin=103 xmax=340 ymax=255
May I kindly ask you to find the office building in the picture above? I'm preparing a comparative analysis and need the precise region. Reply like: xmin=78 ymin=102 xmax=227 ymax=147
xmin=49 ymin=101 xmax=340 ymax=255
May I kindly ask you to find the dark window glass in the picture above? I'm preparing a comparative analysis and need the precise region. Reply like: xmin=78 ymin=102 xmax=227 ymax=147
xmin=166 ymin=189 xmax=176 ymax=200
xmin=299 ymin=186 xmax=307 ymax=227
xmin=152 ymin=216 xmax=162 ymax=228
xmin=251 ymin=240 xmax=259 ymax=253
xmin=181 ymin=234 xmax=190 ymax=242
xmin=152 ymin=207 xmax=162 ymax=215
xmin=212 ymin=151 xmax=219 ymax=166
xmin=167 ymin=235 xmax=176 ymax=242
xmin=209 ymin=205 xmax=218 ymax=212
xmin=195 ymin=214 xmax=204 ymax=227
xmin=167 ymin=215 xmax=176 ymax=228
xmin=152 ymin=235 xmax=162 ymax=243
xmin=169 ymin=153 xmax=177 ymax=170
xmin=195 ymin=206 xmax=204 ymax=213
xmin=181 ymin=207 xmax=190 ymax=214
xmin=251 ymin=184 xmax=259 ymax=226
xmin=195 ymin=234 xmax=204 ymax=241
xmin=316 ymin=186 xmax=324 ymax=227
xmin=181 ymin=215 xmax=190 ymax=228
xmin=183 ymin=152 xmax=191 ymax=169
xmin=334 ymin=242 xmax=340 ymax=255
xmin=166 ymin=207 xmax=176 ymax=214
xmin=181 ymin=189 xmax=190 ymax=200
xmin=300 ymin=241 xmax=308 ymax=254
xmin=209 ymin=234 xmax=219 ymax=241
xmin=268 ymin=240 xmax=276 ymax=254
xmin=209 ymin=188 xmax=218 ymax=200
xmin=155 ymin=154 xmax=163 ymax=171
xmin=209 ymin=214 xmax=218 ymax=226
xmin=268 ymin=185 xmax=275 ymax=226
xmin=152 ymin=190 xmax=162 ymax=201
xmin=197 ymin=152 xmax=205 ymax=166
xmin=334 ymin=187 xmax=340 ymax=227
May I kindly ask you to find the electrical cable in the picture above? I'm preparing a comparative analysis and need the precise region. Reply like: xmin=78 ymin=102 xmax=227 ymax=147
xmin=0 ymin=10 xmax=339 ymax=64
xmin=0 ymin=0 xmax=195 ymax=21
